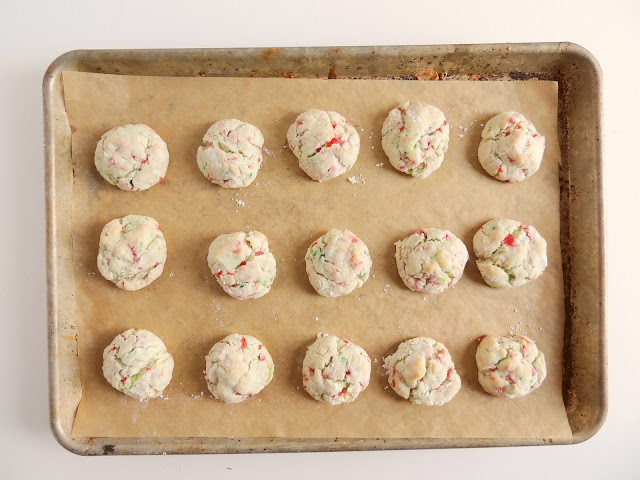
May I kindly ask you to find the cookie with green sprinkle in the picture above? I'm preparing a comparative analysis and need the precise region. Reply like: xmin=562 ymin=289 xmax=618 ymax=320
xmin=302 ymin=333 xmax=371 ymax=405
xmin=102 ymin=329 xmax=174 ymax=401
xmin=473 ymin=218 xmax=547 ymax=288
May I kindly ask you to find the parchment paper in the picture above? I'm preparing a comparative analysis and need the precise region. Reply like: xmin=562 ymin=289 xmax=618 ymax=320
xmin=63 ymin=71 xmax=571 ymax=440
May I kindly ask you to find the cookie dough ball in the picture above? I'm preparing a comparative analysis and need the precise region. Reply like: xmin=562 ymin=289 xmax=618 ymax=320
xmin=287 ymin=109 xmax=360 ymax=182
xmin=196 ymin=119 xmax=264 ymax=188
xmin=94 ymin=124 xmax=169 ymax=191
xmin=97 ymin=214 xmax=167 ymax=291
xmin=384 ymin=337 xmax=461 ymax=406
xmin=381 ymin=101 xmax=449 ymax=178
xmin=102 ymin=329 xmax=174 ymax=400
xmin=476 ymin=335 xmax=547 ymax=398
xmin=395 ymin=228 xmax=468 ymax=294
xmin=305 ymin=229 xmax=372 ymax=297
xmin=204 ymin=334 xmax=274 ymax=403
xmin=207 ymin=231 xmax=276 ymax=300
xmin=478 ymin=111 xmax=546 ymax=183
xmin=473 ymin=218 xmax=547 ymax=288
xmin=302 ymin=333 xmax=371 ymax=405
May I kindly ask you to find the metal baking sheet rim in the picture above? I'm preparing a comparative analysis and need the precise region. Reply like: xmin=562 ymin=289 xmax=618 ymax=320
xmin=44 ymin=43 xmax=606 ymax=455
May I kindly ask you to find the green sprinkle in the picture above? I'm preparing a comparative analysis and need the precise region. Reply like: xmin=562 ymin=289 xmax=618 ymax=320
xmin=130 ymin=373 xmax=139 ymax=383
xmin=341 ymin=357 xmax=347 ymax=364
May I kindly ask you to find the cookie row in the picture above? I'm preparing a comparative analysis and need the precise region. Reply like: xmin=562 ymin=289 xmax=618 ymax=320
xmin=93 ymin=107 xmax=546 ymax=191
xmin=103 ymin=329 xmax=547 ymax=404
xmin=97 ymin=215 xmax=548 ymax=294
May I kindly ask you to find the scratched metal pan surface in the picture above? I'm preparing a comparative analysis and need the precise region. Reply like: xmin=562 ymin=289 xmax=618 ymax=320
xmin=44 ymin=43 xmax=606 ymax=455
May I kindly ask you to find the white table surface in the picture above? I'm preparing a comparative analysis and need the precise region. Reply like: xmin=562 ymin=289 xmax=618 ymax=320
xmin=1 ymin=1 xmax=638 ymax=478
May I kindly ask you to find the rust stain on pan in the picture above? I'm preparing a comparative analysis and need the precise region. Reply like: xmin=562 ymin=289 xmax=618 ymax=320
xmin=261 ymin=48 xmax=280 ymax=60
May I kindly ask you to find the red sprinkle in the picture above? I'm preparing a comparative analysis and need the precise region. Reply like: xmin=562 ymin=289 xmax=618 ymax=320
xmin=503 ymin=234 xmax=516 ymax=246
xmin=159 ymin=177 xmax=164 ymax=182
xmin=325 ymin=137 xmax=338 ymax=148
xmin=216 ymin=271 xmax=223 ymax=278
xmin=309 ymin=367 xmax=315 ymax=376
xmin=240 ymin=337 xmax=247 ymax=349
xmin=258 ymin=354 xmax=266 ymax=361
xmin=504 ymin=132 xmax=511 ymax=137
xmin=239 ymin=261 xmax=247 ymax=267
xmin=255 ymin=251 xmax=263 ymax=256
xmin=121 ymin=377 xmax=127 ymax=383
xmin=399 ymin=126 xmax=405 ymax=132
xmin=509 ymin=118 xmax=515 ymax=123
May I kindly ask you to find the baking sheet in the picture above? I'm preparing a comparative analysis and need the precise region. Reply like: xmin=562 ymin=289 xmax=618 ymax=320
xmin=63 ymin=71 xmax=571 ymax=440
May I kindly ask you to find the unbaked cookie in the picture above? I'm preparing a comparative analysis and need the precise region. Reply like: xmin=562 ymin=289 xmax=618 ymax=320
xmin=94 ymin=124 xmax=169 ymax=191
xmin=305 ymin=229 xmax=372 ymax=297
xmin=97 ymin=214 xmax=167 ymax=291
xmin=384 ymin=337 xmax=461 ymax=406
xmin=473 ymin=218 xmax=547 ymax=288
xmin=207 ymin=231 xmax=276 ymax=300
xmin=477 ymin=111 xmax=545 ymax=183
xmin=204 ymin=334 xmax=274 ymax=403
xmin=302 ymin=333 xmax=371 ymax=405
xmin=286 ymin=109 xmax=360 ymax=182
xmin=102 ymin=328 xmax=174 ymax=400
xmin=196 ymin=119 xmax=264 ymax=188
xmin=381 ymin=101 xmax=449 ymax=178
xmin=395 ymin=228 xmax=468 ymax=294
xmin=476 ymin=334 xmax=547 ymax=398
